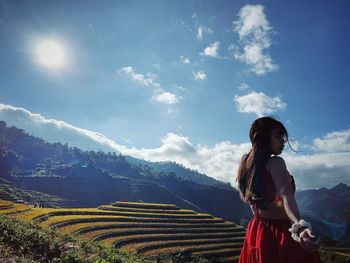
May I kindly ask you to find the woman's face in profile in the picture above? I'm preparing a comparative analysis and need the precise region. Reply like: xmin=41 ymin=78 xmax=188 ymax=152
xmin=270 ymin=127 xmax=286 ymax=155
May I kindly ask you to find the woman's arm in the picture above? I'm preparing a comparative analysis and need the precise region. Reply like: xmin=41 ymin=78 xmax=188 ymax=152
xmin=268 ymin=156 xmax=300 ymax=224
xmin=269 ymin=156 xmax=319 ymax=251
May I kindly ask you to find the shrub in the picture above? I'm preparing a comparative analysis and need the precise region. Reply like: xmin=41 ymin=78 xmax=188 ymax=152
xmin=0 ymin=215 xmax=147 ymax=263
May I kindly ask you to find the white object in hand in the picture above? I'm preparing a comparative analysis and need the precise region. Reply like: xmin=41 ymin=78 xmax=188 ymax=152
xmin=288 ymin=219 xmax=312 ymax=242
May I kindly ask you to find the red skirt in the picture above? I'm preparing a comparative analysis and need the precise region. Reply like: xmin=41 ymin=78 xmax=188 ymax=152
xmin=238 ymin=215 xmax=321 ymax=263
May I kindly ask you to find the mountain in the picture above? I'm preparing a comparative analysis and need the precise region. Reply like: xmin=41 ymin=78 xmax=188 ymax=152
xmin=125 ymin=155 xmax=232 ymax=189
xmin=296 ymin=183 xmax=350 ymax=244
xmin=0 ymin=120 xmax=251 ymax=224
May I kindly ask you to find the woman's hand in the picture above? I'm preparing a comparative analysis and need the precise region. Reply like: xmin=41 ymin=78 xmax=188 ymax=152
xmin=299 ymin=228 xmax=320 ymax=252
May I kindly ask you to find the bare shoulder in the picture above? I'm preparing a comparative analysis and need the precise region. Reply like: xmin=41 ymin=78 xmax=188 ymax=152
xmin=266 ymin=156 xmax=292 ymax=192
xmin=266 ymin=156 xmax=287 ymax=170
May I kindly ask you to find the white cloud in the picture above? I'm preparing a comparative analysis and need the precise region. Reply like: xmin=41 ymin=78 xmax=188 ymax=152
xmin=151 ymin=92 xmax=181 ymax=105
xmin=122 ymin=132 xmax=350 ymax=190
xmin=0 ymin=103 xmax=125 ymax=153
xmin=197 ymin=26 xmax=204 ymax=40
xmin=313 ymin=129 xmax=350 ymax=153
xmin=285 ymin=152 xmax=350 ymax=189
xmin=180 ymin=55 xmax=191 ymax=64
xmin=196 ymin=26 xmax=214 ymax=40
xmin=1 ymin=103 xmax=349 ymax=189
xmin=234 ymin=91 xmax=286 ymax=117
xmin=123 ymin=132 xmax=251 ymax=185
xmin=118 ymin=66 xmax=181 ymax=106
xmin=234 ymin=4 xmax=271 ymax=40
xmin=201 ymin=41 xmax=220 ymax=58
xmin=238 ymin=83 xmax=250 ymax=90
xmin=232 ymin=4 xmax=278 ymax=75
xmin=118 ymin=66 xmax=162 ymax=92
xmin=192 ymin=70 xmax=207 ymax=81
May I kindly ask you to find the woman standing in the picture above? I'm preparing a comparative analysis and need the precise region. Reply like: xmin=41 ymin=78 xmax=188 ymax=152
xmin=237 ymin=117 xmax=321 ymax=263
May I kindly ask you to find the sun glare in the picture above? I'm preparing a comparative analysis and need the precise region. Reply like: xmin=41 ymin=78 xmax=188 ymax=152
xmin=35 ymin=40 xmax=66 ymax=69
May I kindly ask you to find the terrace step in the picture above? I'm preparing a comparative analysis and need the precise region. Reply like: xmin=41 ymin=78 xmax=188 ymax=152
xmin=0 ymin=203 xmax=31 ymax=215
xmin=110 ymin=236 xmax=245 ymax=253
xmin=0 ymin=205 xmax=15 ymax=210
xmin=75 ymin=224 xmax=243 ymax=236
xmin=112 ymin=201 xmax=180 ymax=210
xmin=33 ymin=210 xmax=214 ymax=224
xmin=99 ymin=205 xmax=196 ymax=214
xmin=47 ymin=215 xmax=226 ymax=228
xmin=56 ymin=221 xmax=237 ymax=235
xmin=0 ymin=196 xmax=18 ymax=201
xmin=79 ymin=227 xmax=245 ymax=243
xmin=137 ymin=238 xmax=244 ymax=255
xmin=94 ymin=232 xmax=244 ymax=246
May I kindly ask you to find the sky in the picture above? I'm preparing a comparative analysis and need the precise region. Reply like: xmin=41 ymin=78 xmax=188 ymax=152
xmin=0 ymin=0 xmax=349 ymax=189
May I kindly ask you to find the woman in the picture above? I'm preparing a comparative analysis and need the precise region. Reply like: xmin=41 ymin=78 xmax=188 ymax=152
xmin=237 ymin=117 xmax=321 ymax=263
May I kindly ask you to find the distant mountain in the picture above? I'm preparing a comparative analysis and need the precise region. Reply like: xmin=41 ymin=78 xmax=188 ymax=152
xmin=125 ymin=155 xmax=232 ymax=189
xmin=296 ymin=183 xmax=350 ymax=243
xmin=0 ymin=120 xmax=251 ymax=224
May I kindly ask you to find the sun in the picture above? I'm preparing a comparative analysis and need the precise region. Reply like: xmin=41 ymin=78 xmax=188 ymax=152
xmin=35 ymin=40 xmax=66 ymax=69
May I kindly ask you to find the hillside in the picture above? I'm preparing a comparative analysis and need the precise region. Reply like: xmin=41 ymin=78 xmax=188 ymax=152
xmin=296 ymin=183 xmax=350 ymax=245
xmin=0 ymin=120 xmax=228 ymax=188
xmin=0 ymin=120 xmax=251 ymax=224
xmin=0 ymin=199 xmax=245 ymax=262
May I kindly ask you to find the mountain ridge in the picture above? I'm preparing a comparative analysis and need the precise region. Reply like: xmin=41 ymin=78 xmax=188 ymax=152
xmin=0 ymin=120 xmax=251 ymax=224
xmin=296 ymin=182 xmax=350 ymax=244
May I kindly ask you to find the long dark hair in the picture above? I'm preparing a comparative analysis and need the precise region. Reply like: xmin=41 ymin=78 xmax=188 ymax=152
xmin=236 ymin=116 xmax=290 ymax=210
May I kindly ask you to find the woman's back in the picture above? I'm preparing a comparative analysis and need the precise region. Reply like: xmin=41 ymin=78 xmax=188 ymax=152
xmin=250 ymin=157 xmax=296 ymax=219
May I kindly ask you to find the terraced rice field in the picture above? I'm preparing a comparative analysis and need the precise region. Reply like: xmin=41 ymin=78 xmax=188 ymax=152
xmin=0 ymin=183 xmax=66 ymax=207
xmin=0 ymin=200 xmax=245 ymax=262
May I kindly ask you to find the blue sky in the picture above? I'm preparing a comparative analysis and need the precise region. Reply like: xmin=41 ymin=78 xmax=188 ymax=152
xmin=0 ymin=0 xmax=349 ymax=189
